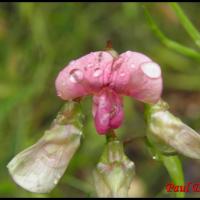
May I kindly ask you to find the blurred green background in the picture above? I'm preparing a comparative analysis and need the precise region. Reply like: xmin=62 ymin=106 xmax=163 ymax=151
xmin=0 ymin=2 xmax=200 ymax=197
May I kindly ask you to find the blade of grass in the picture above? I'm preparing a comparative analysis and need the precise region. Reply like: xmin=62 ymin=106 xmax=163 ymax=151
xmin=143 ymin=6 xmax=200 ymax=62
xmin=170 ymin=3 xmax=200 ymax=48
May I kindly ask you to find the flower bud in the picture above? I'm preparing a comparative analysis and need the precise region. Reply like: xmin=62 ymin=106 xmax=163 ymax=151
xmin=7 ymin=101 xmax=84 ymax=193
xmin=93 ymin=139 xmax=135 ymax=197
xmin=146 ymin=99 xmax=200 ymax=159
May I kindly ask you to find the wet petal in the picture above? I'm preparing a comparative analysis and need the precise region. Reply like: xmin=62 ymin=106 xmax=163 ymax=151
xmin=7 ymin=101 xmax=84 ymax=193
xmin=111 ymin=51 xmax=163 ymax=104
xmin=55 ymin=51 xmax=114 ymax=100
xmin=92 ymin=88 xmax=124 ymax=134
xmin=147 ymin=100 xmax=200 ymax=159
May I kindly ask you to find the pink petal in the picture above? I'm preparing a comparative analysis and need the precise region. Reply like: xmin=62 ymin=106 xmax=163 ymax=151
xmin=92 ymin=88 xmax=124 ymax=134
xmin=110 ymin=51 xmax=163 ymax=104
xmin=55 ymin=51 xmax=114 ymax=100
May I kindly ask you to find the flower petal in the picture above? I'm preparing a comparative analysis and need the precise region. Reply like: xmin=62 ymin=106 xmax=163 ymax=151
xmin=110 ymin=51 xmax=163 ymax=104
xmin=55 ymin=51 xmax=114 ymax=100
xmin=92 ymin=88 xmax=124 ymax=134
xmin=147 ymin=100 xmax=200 ymax=159
xmin=7 ymin=101 xmax=84 ymax=193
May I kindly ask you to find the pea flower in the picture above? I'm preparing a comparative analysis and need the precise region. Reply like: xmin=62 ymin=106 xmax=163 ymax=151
xmin=7 ymin=101 xmax=84 ymax=193
xmin=55 ymin=49 xmax=163 ymax=134
xmin=146 ymin=99 xmax=200 ymax=159
xmin=7 ymin=46 xmax=163 ymax=195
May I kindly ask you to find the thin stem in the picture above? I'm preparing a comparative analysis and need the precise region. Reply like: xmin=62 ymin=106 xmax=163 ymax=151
xmin=160 ymin=154 xmax=185 ymax=198
xmin=145 ymin=138 xmax=185 ymax=198
xmin=143 ymin=6 xmax=200 ymax=62
xmin=106 ymin=130 xmax=117 ymax=143
xmin=170 ymin=3 xmax=200 ymax=48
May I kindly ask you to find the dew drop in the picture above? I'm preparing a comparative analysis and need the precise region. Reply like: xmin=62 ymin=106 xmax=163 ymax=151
xmin=126 ymin=161 xmax=134 ymax=169
xmin=130 ymin=64 xmax=136 ymax=68
xmin=69 ymin=69 xmax=83 ymax=83
xmin=57 ymin=174 xmax=61 ymax=179
xmin=93 ymin=68 xmax=102 ymax=77
xmin=62 ymin=81 xmax=66 ymax=86
xmin=54 ymin=179 xmax=58 ymax=185
xmin=87 ymin=63 xmax=93 ymax=68
xmin=152 ymin=155 xmax=159 ymax=160
xmin=120 ymin=72 xmax=125 ymax=77
xmin=141 ymin=62 xmax=161 ymax=78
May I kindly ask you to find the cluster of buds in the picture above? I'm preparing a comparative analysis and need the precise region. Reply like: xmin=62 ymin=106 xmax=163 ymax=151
xmin=7 ymin=43 xmax=200 ymax=197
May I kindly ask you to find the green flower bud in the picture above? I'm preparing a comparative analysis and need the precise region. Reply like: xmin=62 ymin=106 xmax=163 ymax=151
xmin=146 ymin=99 xmax=200 ymax=159
xmin=93 ymin=139 xmax=135 ymax=197
xmin=7 ymin=101 xmax=84 ymax=193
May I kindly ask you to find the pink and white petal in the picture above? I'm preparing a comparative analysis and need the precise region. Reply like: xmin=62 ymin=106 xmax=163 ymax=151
xmin=55 ymin=51 xmax=114 ymax=100
xmin=78 ymin=51 xmax=113 ymax=91
xmin=55 ymin=65 xmax=88 ymax=100
xmin=93 ymin=91 xmax=111 ymax=134
xmin=92 ymin=89 xmax=124 ymax=134
xmin=109 ymin=92 xmax=124 ymax=129
xmin=111 ymin=51 xmax=163 ymax=104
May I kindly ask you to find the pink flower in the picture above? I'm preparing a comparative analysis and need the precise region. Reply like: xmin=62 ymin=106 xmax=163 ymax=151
xmin=55 ymin=50 xmax=162 ymax=134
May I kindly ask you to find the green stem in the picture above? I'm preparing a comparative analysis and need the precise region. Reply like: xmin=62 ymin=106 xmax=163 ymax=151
xmin=145 ymin=138 xmax=185 ymax=198
xmin=170 ymin=3 xmax=200 ymax=48
xmin=143 ymin=6 xmax=200 ymax=61
xmin=106 ymin=130 xmax=118 ymax=143
xmin=160 ymin=154 xmax=185 ymax=198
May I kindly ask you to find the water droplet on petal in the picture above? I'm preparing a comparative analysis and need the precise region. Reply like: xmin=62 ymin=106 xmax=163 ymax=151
xmin=62 ymin=81 xmax=66 ymax=86
xmin=57 ymin=174 xmax=61 ymax=179
xmin=141 ymin=62 xmax=161 ymax=78
xmin=69 ymin=69 xmax=83 ymax=83
xmin=54 ymin=179 xmax=58 ymax=185
xmin=130 ymin=64 xmax=136 ymax=68
xmin=87 ymin=63 xmax=93 ymax=68
xmin=120 ymin=72 xmax=125 ymax=77
xmin=93 ymin=68 xmax=103 ymax=77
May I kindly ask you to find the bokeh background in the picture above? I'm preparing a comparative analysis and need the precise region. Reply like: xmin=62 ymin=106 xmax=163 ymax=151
xmin=0 ymin=2 xmax=200 ymax=197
